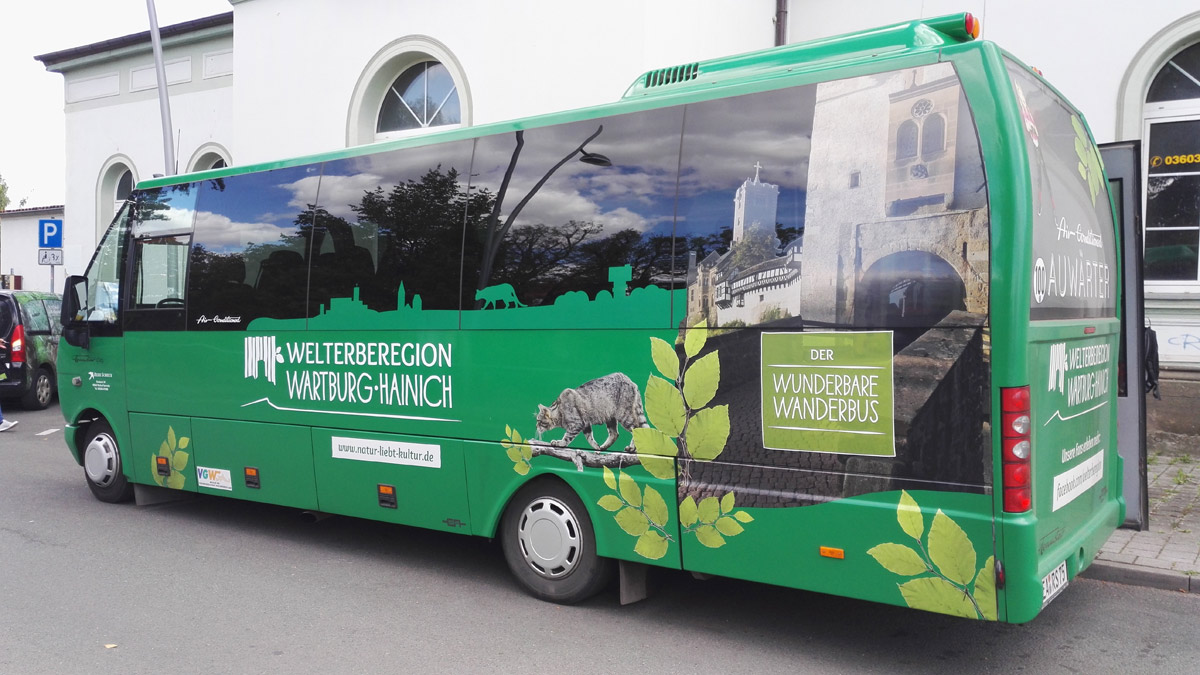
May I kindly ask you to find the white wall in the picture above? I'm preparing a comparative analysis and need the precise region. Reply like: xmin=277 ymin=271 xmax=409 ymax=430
xmin=57 ymin=35 xmax=234 ymax=278
xmin=0 ymin=210 xmax=63 ymax=292
xmin=230 ymin=0 xmax=775 ymax=165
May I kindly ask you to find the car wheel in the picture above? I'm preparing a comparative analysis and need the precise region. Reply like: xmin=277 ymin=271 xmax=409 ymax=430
xmin=83 ymin=420 xmax=133 ymax=503
xmin=501 ymin=479 xmax=614 ymax=604
xmin=21 ymin=367 xmax=54 ymax=410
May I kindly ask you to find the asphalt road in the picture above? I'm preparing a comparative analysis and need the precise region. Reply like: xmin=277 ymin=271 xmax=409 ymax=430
xmin=3 ymin=402 xmax=1200 ymax=674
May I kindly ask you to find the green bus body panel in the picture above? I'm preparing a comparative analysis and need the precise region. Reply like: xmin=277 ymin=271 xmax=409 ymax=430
xmin=58 ymin=13 xmax=1125 ymax=622
xmin=192 ymin=418 xmax=318 ymax=509
xmin=57 ymin=336 xmax=130 ymax=467
xmin=130 ymin=413 xmax=196 ymax=491
xmin=683 ymin=490 xmax=997 ymax=620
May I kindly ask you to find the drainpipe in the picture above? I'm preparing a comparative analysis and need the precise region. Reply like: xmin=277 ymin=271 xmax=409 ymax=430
xmin=775 ymin=0 xmax=788 ymax=47
xmin=146 ymin=0 xmax=176 ymax=176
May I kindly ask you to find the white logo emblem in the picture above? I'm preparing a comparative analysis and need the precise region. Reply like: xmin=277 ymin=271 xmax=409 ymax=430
xmin=245 ymin=336 xmax=284 ymax=384
xmin=1048 ymin=342 xmax=1067 ymax=394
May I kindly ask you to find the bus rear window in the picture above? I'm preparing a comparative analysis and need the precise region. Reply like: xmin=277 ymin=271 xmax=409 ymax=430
xmin=1006 ymin=60 xmax=1117 ymax=320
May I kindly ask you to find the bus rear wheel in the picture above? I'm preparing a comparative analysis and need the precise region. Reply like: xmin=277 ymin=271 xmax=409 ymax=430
xmin=83 ymin=420 xmax=133 ymax=503
xmin=501 ymin=480 xmax=613 ymax=604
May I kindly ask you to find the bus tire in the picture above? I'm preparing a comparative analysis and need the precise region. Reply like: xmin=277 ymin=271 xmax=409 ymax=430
xmin=501 ymin=479 xmax=614 ymax=604
xmin=82 ymin=420 xmax=133 ymax=503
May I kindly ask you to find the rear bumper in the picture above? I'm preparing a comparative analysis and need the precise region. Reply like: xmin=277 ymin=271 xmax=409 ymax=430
xmin=0 ymin=362 xmax=29 ymax=397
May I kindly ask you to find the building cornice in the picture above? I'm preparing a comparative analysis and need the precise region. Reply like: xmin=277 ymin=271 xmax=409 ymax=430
xmin=34 ymin=12 xmax=233 ymax=73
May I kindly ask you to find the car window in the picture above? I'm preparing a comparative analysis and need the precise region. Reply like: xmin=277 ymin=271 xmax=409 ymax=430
xmin=44 ymin=299 xmax=63 ymax=335
xmin=0 ymin=298 xmax=14 ymax=338
xmin=22 ymin=297 xmax=52 ymax=333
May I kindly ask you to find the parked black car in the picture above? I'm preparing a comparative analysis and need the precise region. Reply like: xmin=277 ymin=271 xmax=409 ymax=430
xmin=0 ymin=290 xmax=62 ymax=409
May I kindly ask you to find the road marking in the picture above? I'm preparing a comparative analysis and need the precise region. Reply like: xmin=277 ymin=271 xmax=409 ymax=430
xmin=36 ymin=428 xmax=60 ymax=436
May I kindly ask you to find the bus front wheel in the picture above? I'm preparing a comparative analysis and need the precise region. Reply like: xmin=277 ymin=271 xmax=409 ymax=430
xmin=83 ymin=420 xmax=133 ymax=503
xmin=501 ymin=480 xmax=614 ymax=604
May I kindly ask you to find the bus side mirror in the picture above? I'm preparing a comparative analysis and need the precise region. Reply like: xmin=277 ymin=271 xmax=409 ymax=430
xmin=62 ymin=275 xmax=90 ymax=349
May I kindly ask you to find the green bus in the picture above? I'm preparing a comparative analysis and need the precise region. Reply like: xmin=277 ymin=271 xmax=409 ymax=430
xmin=59 ymin=13 xmax=1121 ymax=623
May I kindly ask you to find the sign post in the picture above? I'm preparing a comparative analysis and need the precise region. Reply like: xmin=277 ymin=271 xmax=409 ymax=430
xmin=38 ymin=219 xmax=63 ymax=293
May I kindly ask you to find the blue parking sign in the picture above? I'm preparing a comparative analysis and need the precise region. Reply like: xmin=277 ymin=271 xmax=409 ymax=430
xmin=39 ymin=219 xmax=63 ymax=248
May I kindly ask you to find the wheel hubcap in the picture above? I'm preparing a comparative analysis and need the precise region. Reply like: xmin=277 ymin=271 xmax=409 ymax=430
xmin=516 ymin=496 xmax=581 ymax=579
xmin=84 ymin=433 xmax=119 ymax=487
xmin=35 ymin=374 xmax=51 ymax=405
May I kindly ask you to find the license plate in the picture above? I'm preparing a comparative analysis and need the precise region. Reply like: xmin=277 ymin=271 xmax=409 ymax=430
xmin=1041 ymin=560 xmax=1068 ymax=607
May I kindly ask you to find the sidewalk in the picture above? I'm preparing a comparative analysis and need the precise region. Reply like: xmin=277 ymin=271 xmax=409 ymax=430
xmin=1084 ymin=432 xmax=1200 ymax=592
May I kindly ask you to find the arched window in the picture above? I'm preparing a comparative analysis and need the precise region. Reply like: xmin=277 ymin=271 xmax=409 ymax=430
xmin=896 ymin=120 xmax=919 ymax=161
xmin=187 ymin=144 xmax=232 ymax=173
xmin=1147 ymin=42 xmax=1200 ymax=103
xmin=97 ymin=157 xmax=137 ymax=241
xmin=377 ymin=61 xmax=460 ymax=133
xmin=921 ymin=114 xmax=946 ymax=158
xmin=347 ymin=36 xmax=471 ymax=146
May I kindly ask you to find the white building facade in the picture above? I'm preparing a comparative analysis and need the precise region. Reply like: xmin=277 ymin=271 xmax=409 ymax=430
xmin=31 ymin=0 xmax=1200 ymax=372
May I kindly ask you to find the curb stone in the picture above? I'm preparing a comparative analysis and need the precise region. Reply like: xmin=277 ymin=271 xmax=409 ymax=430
xmin=1081 ymin=559 xmax=1194 ymax=593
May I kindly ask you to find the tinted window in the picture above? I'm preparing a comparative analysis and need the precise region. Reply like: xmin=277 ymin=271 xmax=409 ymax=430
xmin=316 ymin=141 xmax=476 ymax=314
xmin=22 ymin=298 xmax=51 ymax=333
xmin=465 ymin=108 xmax=683 ymax=327
xmin=679 ymin=63 xmax=988 ymax=337
xmin=1008 ymin=61 xmax=1118 ymax=319
xmin=187 ymin=166 xmax=321 ymax=329
xmin=125 ymin=184 xmax=199 ymax=331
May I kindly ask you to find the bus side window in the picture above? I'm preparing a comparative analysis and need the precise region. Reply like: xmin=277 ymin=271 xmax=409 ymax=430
xmin=188 ymin=168 xmax=320 ymax=328
xmin=463 ymin=108 xmax=683 ymax=319
xmin=317 ymin=140 xmax=476 ymax=314
xmin=125 ymin=184 xmax=198 ymax=332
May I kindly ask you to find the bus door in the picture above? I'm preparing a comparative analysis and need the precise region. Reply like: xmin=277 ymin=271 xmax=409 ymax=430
xmin=1100 ymin=140 xmax=1149 ymax=529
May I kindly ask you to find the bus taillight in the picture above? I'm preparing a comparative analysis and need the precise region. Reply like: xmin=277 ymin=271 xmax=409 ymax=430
xmin=10 ymin=324 xmax=25 ymax=364
xmin=1001 ymin=386 xmax=1032 ymax=513
xmin=964 ymin=13 xmax=981 ymax=40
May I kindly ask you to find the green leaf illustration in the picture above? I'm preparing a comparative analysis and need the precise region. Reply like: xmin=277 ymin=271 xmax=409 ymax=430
xmin=733 ymin=511 xmax=754 ymax=523
xmin=514 ymin=463 xmax=530 ymax=476
xmin=695 ymin=524 xmax=726 ymax=548
xmin=897 ymin=577 xmax=977 ymax=619
xmin=511 ymin=429 xmax=522 ymax=444
xmin=598 ymin=495 xmax=625 ymax=512
xmin=166 ymin=472 xmax=186 ymax=490
xmin=633 ymin=427 xmax=678 ymax=457
xmin=974 ymin=556 xmax=997 ymax=621
xmin=640 ymin=455 xmax=676 ymax=480
xmin=618 ymin=471 xmax=642 ymax=508
xmin=685 ymin=405 xmax=730 ymax=461
xmin=684 ymin=319 xmax=708 ymax=359
xmin=505 ymin=424 xmax=513 ymax=437
xmin=603 ymin=466 xmax=617 ymax=490
xmin=520 ymin=445 xmax=533 ymax=461
xmin=715 ymin=516 xmax=744 ymax=537
xmin=867 ymin=543 xmax=929 ymax=576
xmin=697 ymin=496 xmax=720 ymax=524
xmin=506 ymin=446 xmax=523 ymax=463
xmin=720 ymin=491 xmax=735 ymax=514
xmin=642 ymin=486 xmax=669 ymax=528
xmin=615 ymin=507 xmax=650 ymax=536
xmin=683 ymin=351 xmax=720 ymax=409
xmin=897 ymin=490 xmax=924 ymax=541
xmin=178 ymin=436 xmax=190 ymax=450
xmin=928 ymin=509 xmax=977 ymax=586
xmin=167 ymin=427 xmax=177 ymax=451
xmin=645 ymin=375 xmax=686 ymax=436
xmin=158 ymin=441 xmax=170 ymax=458
xmin=634 ymin=530 xmax=669 ymax=560
xmin=679 ymin=496 xmax=698 ymax=527
xmin=650 ymin=337 xmax=680 ymax=382
xmin=171 ymin=451 xmax=189 ymax=472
